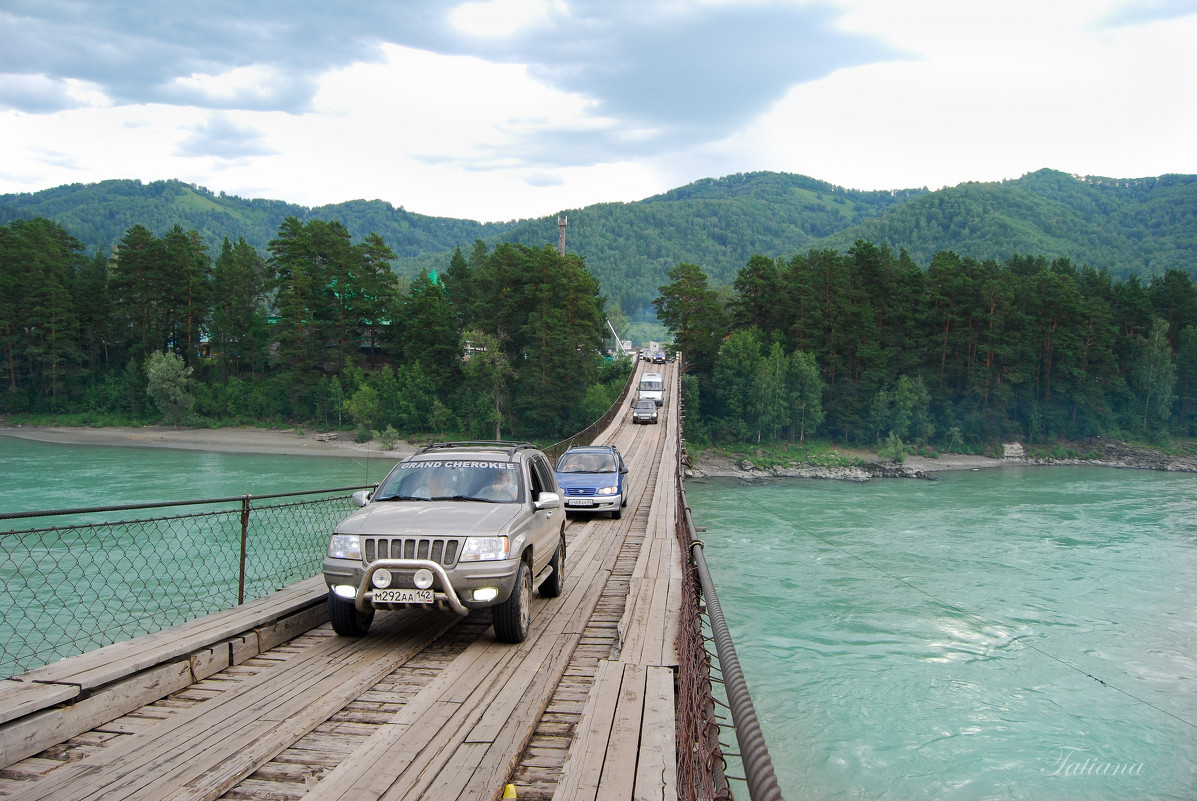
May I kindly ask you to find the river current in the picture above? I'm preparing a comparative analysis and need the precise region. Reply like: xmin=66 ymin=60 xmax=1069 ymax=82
xmin=2 ymin=436 xmax=1194 ymax=798
xmin=686 ymin=466 xmax=1197 ymax=800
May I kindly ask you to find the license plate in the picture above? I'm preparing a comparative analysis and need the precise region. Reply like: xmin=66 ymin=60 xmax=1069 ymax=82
xmin=373 ymin=588 xmax=434 ymax=604
xmin=567 ymin=498 xmax=595 ymax=506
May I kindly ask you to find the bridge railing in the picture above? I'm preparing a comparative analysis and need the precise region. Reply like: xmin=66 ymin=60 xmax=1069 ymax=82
xmin=545 ymin=356 xmax=639 ymax=461
xmin=0 ymin=487 xmax=370 ymax=679
xmin=673 ymin=362 xmax=785 ymax=801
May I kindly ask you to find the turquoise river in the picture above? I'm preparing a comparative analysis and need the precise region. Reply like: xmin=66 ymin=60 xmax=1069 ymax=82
xmin=686 ymin=466 xmax=1196 ymax=800
xmin=2 ymin=435 xmax=1194 ymax=799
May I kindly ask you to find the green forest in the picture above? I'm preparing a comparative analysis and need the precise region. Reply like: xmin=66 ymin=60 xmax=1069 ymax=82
xmin=658 ymin=245 xmax=1197 ymax=455
xmin=5 ymin=169 xmax=1193 ymax=328
xmin=0 ymin=217 xmax=629 ymax=443
xmin=3 ymin=167 xmax=1196 ymax=453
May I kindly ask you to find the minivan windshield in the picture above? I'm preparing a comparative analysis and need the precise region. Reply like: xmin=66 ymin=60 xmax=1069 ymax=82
xmin=556 ymin=452 xmax=617 ymax=473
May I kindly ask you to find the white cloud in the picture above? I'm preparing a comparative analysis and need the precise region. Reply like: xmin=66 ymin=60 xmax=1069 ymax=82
xmin=0 ymin=1 xmax=1193 ymax=220
xmin=172 ymin=65 xmax=292 ymax=107
xmin=729 ymin=0 xmax=1197 ymax=191
xmin=449 ymin=0 xmax=564 ymax=38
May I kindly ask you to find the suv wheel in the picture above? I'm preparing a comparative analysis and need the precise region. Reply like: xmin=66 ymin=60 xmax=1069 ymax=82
xmin=540 ymin=535 xmax=566 ymax=598
xmin=329 ymin=594 xmax=374 ymax=636
xmin=493 ymin=561 xmax=531 ymax=643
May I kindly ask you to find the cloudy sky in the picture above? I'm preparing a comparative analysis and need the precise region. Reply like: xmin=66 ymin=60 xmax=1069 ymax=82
xmin=1 ymin=0 xmax=1194 ymax=222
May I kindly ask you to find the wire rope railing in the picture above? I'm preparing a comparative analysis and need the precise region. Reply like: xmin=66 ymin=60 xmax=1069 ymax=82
xmin=673 ymin=356 xmax=785 ymax=801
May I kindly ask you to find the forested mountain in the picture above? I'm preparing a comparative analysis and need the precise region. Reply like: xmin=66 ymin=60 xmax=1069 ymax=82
xmin=0 ymin=179 xmax=517 ymax=262
xmin=815 ymin=169 xmax=1197 ymax=275
xmin=2 ymin=170 xmax=1194 ymax=323
xmin=456 ymin=172 xmax=926 ymax=317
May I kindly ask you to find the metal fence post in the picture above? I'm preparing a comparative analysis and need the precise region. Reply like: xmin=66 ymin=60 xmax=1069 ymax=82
xmin=238 ymin=495 xmax=251 ymax=605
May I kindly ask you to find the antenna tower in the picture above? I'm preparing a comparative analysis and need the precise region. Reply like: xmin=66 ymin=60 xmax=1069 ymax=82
xmin=558 ymin=214 xmax=567 ymax=255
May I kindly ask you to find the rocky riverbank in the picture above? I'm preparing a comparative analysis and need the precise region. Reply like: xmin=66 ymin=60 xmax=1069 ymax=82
xmin=684 ymin=438 xmax=1197 ymax=482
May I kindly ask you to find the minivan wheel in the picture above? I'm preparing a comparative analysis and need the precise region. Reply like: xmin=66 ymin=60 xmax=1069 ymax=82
xmin=493 ymin=561 xmax=532 ymax=643
xmin=329 ymin=594 xmax=374 ymax=636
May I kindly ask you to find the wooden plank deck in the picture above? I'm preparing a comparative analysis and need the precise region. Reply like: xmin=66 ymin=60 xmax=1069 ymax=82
xmin=0 ymin=361 xmax=688 ymax=801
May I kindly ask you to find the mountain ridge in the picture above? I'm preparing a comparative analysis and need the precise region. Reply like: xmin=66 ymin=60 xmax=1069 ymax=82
xmin=2 ymin=168 xmax=1193 ymax=318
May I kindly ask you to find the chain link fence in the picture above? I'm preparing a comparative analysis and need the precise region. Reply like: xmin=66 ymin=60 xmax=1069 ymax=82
xmin=0 ymin=487 xmax=370 ymax=679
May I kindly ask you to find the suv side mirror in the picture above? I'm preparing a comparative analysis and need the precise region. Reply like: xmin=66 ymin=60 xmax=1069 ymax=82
xmin=534 ymin=491 xmax=562 ymax=510
xmin=351 ymin=489 xmax=372 ymax=507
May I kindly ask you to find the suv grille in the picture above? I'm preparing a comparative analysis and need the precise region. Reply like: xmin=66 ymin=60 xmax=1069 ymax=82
xmin=364 ymin=537 xmax=460 ymax=566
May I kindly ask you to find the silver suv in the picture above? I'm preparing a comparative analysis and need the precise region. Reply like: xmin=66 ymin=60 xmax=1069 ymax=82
xmin=322 ymin=441 xmax=566 ymax=643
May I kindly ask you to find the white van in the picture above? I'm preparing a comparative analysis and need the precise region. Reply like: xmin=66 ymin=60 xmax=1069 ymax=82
xmin=638 ymin=372 xmax=664 ymax=406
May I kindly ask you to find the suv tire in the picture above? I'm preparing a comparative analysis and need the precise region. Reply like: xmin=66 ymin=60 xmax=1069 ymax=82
xmin=329 ymin=595 xmax=374 ymax=636
xmin=540 ymin=535 xmax=566 ymax=598
xmin=493 ymin=560 xmax=532 ymax=643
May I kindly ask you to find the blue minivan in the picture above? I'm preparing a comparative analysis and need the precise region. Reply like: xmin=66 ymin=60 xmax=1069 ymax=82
xmin=554 ymin=445 xmax=629 ymax=519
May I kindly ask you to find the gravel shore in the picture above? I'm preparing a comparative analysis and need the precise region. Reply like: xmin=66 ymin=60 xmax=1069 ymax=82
xmin=686 ymin=439 xmax=1197 ymax=481
xmin=0 ymin=425 xmax=418 ymax=459
xmin=4 ymin=426 xmax=1192 ymax=479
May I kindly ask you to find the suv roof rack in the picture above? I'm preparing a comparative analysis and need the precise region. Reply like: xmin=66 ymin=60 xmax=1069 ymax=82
xmin=566 ymin=443 xmax=618 ymax=451
xmin=414 ymin=441 xmax=537 ymax=458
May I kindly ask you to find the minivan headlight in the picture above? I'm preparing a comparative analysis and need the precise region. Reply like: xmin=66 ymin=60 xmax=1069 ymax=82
xmin=459 ymin=536 xmax=509 ymax=562
xmin=596 ymin=486 xmax=618 ymax=496
xmin=327 ymin=534 xmax=362 ymax=560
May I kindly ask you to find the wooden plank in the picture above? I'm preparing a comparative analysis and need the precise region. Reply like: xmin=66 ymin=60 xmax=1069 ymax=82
xmin=303 ymin=634 xmax=514 ymax=801
xmin=597 ymin=663 xmax=647 ymax=800
xmin=464 ymin=633 xmax=569 ymax=744
xmin=187 ymin=645 xmax=230 ymax=683
xmin=255 ymin=600 xmax=329 ymax=652
xmin=155 ymin=613 xmax=460 ymax=801
xmin=0 ymin=659 xmax=193 ymax=770
xmin=0 ymin=681 xmax=79 ymax=727
xmin=659 ymin=535 xmax=682 ymax=668
xmin=228 ymin=633 xmax=259 ymax=666
xmin=8 ymin=610 xmax=453 ymax=801
xmin=417 ymin=741 xmax=490 ymax=801
xmin=456 ymin=635 xmax=580 ymax=801
xmin=634 ymin=666 xmax=677 ymax=801
xmin=16 ymin=576 xmax=327 ymax=691
xmin=551 ymin=660 xmax=625 ymax=801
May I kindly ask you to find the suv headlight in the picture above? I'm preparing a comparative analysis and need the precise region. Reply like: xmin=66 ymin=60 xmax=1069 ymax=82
xmin=327 ymin=534 xmax=362 ymax=560
xmin=459 ymin=536 xmax=509 ymax=562
xmin=596 ymin=486 xmax=619 ymax=496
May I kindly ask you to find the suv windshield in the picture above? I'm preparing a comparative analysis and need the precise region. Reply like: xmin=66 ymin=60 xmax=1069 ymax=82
xmin=374 ymin=460 xmax=522 ymax=502
xmin=556 ymin=452 xmax=617 ymax=473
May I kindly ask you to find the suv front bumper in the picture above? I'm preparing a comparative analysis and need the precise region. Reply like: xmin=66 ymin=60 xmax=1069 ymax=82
xmin=322 ymin=555 xmax=522 ymax=616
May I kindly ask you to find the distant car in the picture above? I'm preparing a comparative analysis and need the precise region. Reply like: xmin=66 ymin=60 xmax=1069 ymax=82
xmin=652 ymin=350 xmax=666 ymax=364
xmin=631 ymin=400 xmax=658 ymax=424
xmin=322 ymin=441 xmax=566 ymax=644
xmin=554 ymin=445 xmax=629 ymax=519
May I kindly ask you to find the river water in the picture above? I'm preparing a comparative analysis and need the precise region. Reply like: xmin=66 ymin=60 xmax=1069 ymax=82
xmin=2 ymin=436 xmax=1194 ymax=798
xmin=686 ymin=467 xmax=1197 ymax=800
